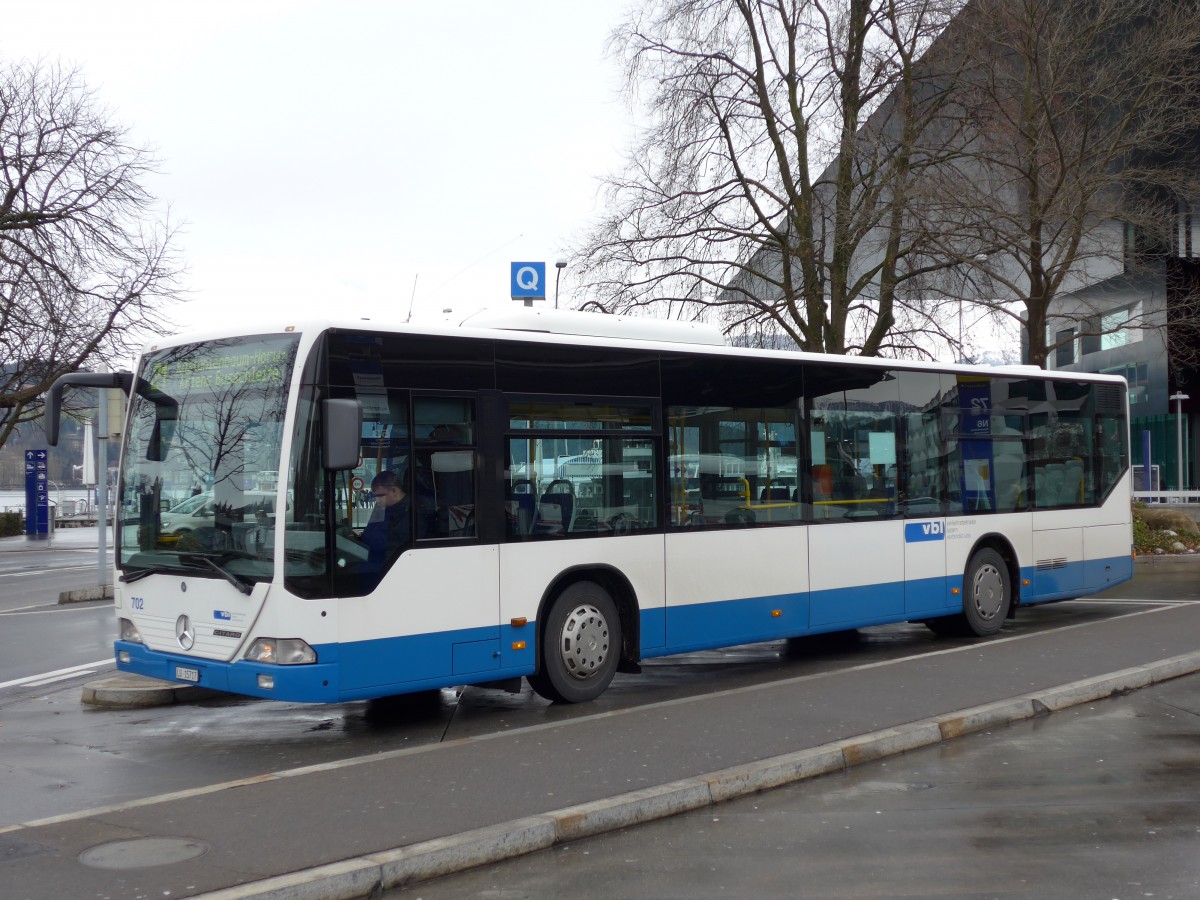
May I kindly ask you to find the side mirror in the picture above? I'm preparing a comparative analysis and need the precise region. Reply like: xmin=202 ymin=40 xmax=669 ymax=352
xmin=44 ymin=371 xmax=135 ymax=446
xmin=322 ymin=399 xmax=362 ymax=471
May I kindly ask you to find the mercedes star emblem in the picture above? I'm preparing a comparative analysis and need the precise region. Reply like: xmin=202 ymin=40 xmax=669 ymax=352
xmin=176 ymin=614 xmax=195 ymax=651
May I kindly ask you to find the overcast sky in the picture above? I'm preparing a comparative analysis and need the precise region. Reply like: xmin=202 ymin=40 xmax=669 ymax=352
xmin=9 ymin=1 xmax=634 ymax=335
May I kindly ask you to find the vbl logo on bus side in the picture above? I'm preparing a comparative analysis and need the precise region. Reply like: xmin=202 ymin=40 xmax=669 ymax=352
xmin=904 ymin=521 xmax=946 ymax=543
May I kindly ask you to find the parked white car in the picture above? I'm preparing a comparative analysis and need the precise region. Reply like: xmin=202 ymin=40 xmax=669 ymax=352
xmin=159 ymin=491 xmax=278 ymax=535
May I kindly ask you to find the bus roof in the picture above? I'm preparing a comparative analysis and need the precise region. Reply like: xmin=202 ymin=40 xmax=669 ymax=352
xmin=141 ymin=308 xmax=1128 ymax=386
xmin=459 ymin=307 xmax=727 ymax=346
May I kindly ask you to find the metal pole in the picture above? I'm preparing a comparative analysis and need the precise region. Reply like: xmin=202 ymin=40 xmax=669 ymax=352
xmin=1170 ymin=392 xmax=1190 ymax=498
xmin=1142 ymin=430 xmax=1153 ymax=494
xmin=47 ymin=481 xmax=59 ymax=548
xmin=97 ymin=374 xmax=109 ymax=587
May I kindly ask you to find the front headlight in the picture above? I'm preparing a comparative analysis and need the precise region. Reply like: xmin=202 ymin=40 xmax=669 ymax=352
xmin=244 ymin=638 xmax=317 ymax=665
xmin=119 ymin=617 xmax=144 ymax=644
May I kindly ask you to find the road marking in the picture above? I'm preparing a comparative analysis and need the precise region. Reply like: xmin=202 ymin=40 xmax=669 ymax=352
xmin=22 ymin=670 xmax=98 ymax=687
xmin=0 ymin=659 xmax=114 ymax=691
xmin=0 ymin=604 xmax=114 ymax=615
xmin=1063 ymin=598 xmax=1193 ymax=606
xmin=0 ymin=565 xmax=104 ymax=578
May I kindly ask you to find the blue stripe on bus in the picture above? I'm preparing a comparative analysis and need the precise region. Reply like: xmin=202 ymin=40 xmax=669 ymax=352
xmin=115 ymin=554 xmax=1133 ymax=703
xmin=1019 ymin=553 xmax=1134 ymax=605
xmin=649 ymin=574 xmax=960 ymax=658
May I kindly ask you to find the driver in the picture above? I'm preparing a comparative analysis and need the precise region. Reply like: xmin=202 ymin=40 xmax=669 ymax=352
xmin=361 ymin=470 xmax=412 ymax=579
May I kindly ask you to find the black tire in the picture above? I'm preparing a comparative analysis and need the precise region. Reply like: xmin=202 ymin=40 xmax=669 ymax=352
xmin=528 ymin=581 xmax=621 ymax=703
xmin=962 ymin=547 xmax=1011 ymax=636
xmin=925 ymin=547 xmax=1012 ymax=638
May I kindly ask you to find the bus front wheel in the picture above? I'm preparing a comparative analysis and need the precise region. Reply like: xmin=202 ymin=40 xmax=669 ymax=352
xmin=926 ymin=548 xmax=1011 ymax=638
xmin=964 ymin=548 xmax=1010 ymax=636
xmin=528 ymin=582 xmax=621 ymax=703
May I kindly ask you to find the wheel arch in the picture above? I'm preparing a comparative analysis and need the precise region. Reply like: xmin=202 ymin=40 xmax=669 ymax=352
xmin=534 ymin=564 xmax=641 ymax=672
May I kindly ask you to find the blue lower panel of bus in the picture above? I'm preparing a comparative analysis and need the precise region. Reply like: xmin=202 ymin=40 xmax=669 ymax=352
xmin=662 ymin=592 xmax=805 ymax=653
xmin=116 ymin=622 xmax=539 ymax=704
xmin=1020 ymin=554 xmax=1133 ymax=605
xmin=655 ymin=575 xmax=955 ymax=656
xmin=810 ymin=581 xmax=903 ymax=627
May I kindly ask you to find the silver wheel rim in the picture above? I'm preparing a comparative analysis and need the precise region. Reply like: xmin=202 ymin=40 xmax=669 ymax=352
xmin=971 ymin=563 xmax=1005 ymax=621
xmin=558 ymin=603 xmax=611 ymax=681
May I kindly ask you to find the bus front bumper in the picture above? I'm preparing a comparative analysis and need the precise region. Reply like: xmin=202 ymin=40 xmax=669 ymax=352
xmin=115 ymin=641 xmax=340 ymax=703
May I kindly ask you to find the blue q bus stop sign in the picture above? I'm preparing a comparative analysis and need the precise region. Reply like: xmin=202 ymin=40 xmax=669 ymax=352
xmin=25 ymin=448 xmax=49 ymax=537
xmin=511 ymin=261 xmax=546 ymax=302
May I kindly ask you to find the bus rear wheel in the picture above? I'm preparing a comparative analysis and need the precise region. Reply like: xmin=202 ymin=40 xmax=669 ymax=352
xmin=528 ymin=581 xmax=621 ymax=704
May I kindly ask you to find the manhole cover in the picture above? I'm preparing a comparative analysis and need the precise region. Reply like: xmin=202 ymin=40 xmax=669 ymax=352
xmin=79 ymin=837 xmax=209 ymax=870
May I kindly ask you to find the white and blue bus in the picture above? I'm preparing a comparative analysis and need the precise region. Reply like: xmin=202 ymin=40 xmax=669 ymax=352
xmin=46 ymin=308 xmax=1134 ymax=704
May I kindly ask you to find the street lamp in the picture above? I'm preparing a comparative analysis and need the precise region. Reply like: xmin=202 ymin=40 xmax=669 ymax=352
xmin=554 ymin=259 xmax=567 ymax=309
xmin=1169 ymin=391 xmax=1190 ymax=497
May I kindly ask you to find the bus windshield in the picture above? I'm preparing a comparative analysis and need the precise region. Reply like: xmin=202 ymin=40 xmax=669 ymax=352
xmin=117 ymin=334 xmax=300 ymax=583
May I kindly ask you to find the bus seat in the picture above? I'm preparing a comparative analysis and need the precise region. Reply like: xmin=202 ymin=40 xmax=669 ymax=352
xmin=760 ymin=487 xmax=790 ymax=502
xmin=430 ymin=451 xmax=474 ymax=537
xmin=1064 ymin=459 xmax=1085 ymax=504
xmin=992 ymin=445 xmax=1024 ymax=510
xmin=1044 ymin=463 xmax=1066 ymax=506
xmin=507 ymin=479 xmax=535 ymax=537
xmin=535 ymin=479 xmax=575 ymax=535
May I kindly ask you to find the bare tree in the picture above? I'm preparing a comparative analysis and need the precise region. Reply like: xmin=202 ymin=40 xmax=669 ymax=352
xmin=574 ymin=0 xmax=967 ymax=357
xmin=0 ymin=60 xmax=182 ymax=447
xmin=911 ymin=0 xmax=1200 ymax=368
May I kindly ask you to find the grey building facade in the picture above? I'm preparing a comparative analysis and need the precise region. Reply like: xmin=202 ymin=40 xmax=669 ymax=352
xmin=1046 ymin=226 xmax=1198 ymax=492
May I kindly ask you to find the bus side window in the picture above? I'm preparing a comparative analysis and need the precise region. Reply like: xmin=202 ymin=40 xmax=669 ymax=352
xmin=429 ymin=450 xmax=475 ymax=538
xmin=413 ymin=398 xmax=477 ymax=540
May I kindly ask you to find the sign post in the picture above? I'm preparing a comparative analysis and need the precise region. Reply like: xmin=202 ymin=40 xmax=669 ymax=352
xmin=24 ymin=449 xmax=50 ymax=541
xmin=510 ymin=262 xmax=546 ymax=307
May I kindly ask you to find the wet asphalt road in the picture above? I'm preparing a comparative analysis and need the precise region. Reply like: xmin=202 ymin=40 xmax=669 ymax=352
xmin=392 ymin=671 xmax=1200 ymax=900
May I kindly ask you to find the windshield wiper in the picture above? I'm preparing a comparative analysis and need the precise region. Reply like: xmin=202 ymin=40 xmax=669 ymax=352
xmin=176 ymin=553 xmax=254 ymax=595
xmin=179 ymin=548 xmax=259 ymax=562
xmin=119 ymin=567 xmax=157 ymax=584
xmin=197 ymin=557 xmax=254 ymax=595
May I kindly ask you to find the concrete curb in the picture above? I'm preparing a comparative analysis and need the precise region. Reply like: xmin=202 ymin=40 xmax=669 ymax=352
xmin=192 ymin=649 xmax=1200 ymax=900
xmin=59 ymin=584 xmax=114 ymax=604
xmin=81 ymin=674 xmax=224 ymax=707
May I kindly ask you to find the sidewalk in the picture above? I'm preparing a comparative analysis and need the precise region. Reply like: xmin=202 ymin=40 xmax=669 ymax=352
xmin=0 ymin=525 xmax=107 ymax=552
xmin=3 ymin=600 xmax=1200 ymax=900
